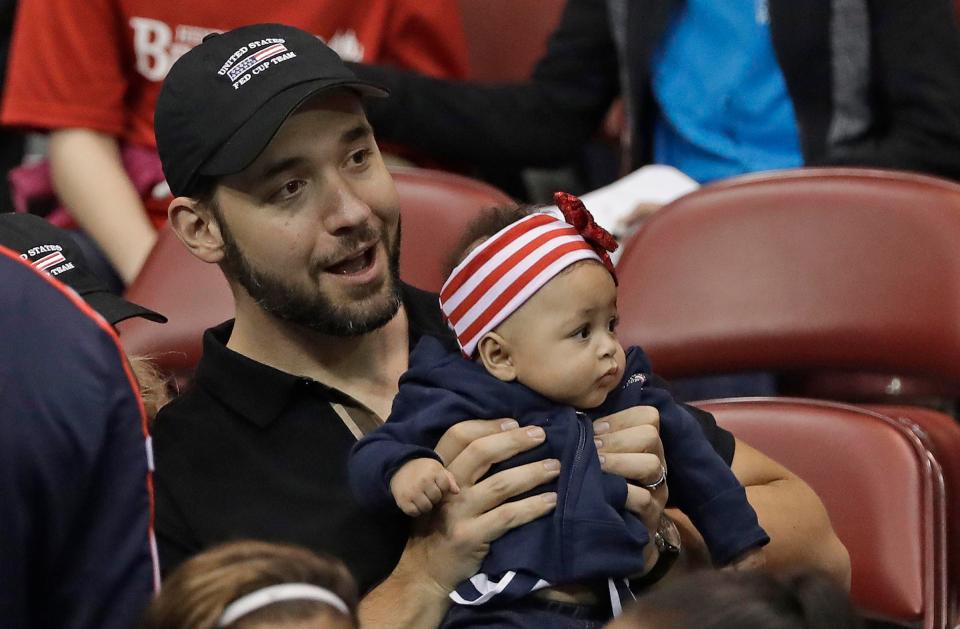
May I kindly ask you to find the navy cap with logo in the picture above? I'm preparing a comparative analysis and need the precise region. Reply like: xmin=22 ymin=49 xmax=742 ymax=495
xmin=155 ymin=23 xmax=388 ymax=198
xmin=0 ymin=214 xmax=167 ymax=326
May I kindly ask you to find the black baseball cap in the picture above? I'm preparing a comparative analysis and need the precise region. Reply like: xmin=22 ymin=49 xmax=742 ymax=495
xmin=155 ymin=23 xmax=388 ymax=197
xmin=0 ymin=213 xmax=167 ymax=326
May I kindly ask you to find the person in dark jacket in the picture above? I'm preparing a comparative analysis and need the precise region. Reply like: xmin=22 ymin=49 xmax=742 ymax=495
xmin=0 ymin=243 xmax=160 ymax=629
xmin=349 ymin=195 xmax=768 ymax=626
xmin=356 ymin=0 xmax=960 ymax=184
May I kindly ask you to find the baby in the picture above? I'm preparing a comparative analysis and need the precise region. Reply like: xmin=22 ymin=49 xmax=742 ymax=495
xmin=350 ymin=192 xmax=768 ymax=623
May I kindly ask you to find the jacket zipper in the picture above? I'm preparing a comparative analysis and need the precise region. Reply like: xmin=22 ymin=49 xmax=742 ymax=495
xmin=559 ymin=411 xmax=589 ymax=572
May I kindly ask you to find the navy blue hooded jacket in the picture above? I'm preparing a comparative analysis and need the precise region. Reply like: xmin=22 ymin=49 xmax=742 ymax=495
xmin=350 ymin=336 xmax=768 ymax=603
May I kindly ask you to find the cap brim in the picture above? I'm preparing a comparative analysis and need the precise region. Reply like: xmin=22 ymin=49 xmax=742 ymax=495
xmin=83 ymin=290 xmax=168 ymax=326
xmin=199 ymin=79 xmax=388 ymax=180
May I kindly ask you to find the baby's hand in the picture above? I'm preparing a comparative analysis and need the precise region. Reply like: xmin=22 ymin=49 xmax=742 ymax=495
xmin=390 ymin=458 xmax=461 ymax=517
xmin=725 ymin=547 xmax=767 ymax=572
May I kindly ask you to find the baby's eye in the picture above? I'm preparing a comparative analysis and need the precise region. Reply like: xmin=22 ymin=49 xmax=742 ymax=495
xmin=575 ymin=326 xmax=590 ymax=340
xmin=608 ymin=317 xmax=619 ymax=332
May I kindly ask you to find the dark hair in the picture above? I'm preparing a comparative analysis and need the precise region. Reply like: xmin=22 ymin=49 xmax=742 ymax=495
xmin=613 ymin=570 xmax=861 ymax=629
xmin=140 ymin=540 xmax=359 ymax=629
xmin=444 ymin=204 xmax=534 ymax=277
xmin=189 ymin=175 xmax=220 ymax=211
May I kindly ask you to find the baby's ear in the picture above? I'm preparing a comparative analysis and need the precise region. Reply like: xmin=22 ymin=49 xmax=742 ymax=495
xmin=477 ymin=332 xmax=516 ymax=382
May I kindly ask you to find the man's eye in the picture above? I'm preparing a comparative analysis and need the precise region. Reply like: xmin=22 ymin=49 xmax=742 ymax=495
xmin=349 ymin=149 xmax=371 ymax=166
xmin=279 ymin=180 xmax=305 ymax=198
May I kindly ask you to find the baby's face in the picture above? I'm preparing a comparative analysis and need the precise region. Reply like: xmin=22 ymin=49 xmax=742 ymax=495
xmin=495 ymin=261 xmax=626 ymax=409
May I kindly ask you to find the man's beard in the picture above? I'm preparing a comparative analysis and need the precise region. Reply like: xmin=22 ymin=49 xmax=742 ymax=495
xmin=218 ymin=214 xmax=403 ymax=337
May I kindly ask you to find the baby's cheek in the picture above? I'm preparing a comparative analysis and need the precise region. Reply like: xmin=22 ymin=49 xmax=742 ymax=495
xmin=618 ymin=345 xmax=627 ymax=367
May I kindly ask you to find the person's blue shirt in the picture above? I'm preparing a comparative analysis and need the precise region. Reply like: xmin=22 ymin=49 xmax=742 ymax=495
xmin=651 ymin=0 xmax=803 ymax=183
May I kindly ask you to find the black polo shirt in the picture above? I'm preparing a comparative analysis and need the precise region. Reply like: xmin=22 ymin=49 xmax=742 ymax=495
xmin=152 ymin=283 xmax=450 ymax=590
xmin=152 ymin=283 xmax=734 ymax=593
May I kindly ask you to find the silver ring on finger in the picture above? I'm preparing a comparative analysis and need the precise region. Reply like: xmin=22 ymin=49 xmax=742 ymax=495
xmin=639 ymin=464 xmax=667 ymax=491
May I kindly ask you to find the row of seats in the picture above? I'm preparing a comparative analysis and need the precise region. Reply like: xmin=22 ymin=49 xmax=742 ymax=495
xmin=117 ymin=165 xmax=960 ymax=628
xmin=702 ymin=398 xmax=952 ymax=629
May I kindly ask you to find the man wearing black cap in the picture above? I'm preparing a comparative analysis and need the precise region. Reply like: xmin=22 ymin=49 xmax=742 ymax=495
xmin=0 ymin=225 xmax=163 ymax=628
xmin=150 ymin=23 xmax=848 ymax=627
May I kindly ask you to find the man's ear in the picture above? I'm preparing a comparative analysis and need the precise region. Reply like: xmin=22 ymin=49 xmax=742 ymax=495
xmin=477 ymin=332 xmax=517 ymax=382
xmin=168 ymin=196 xmax=225 ymax=264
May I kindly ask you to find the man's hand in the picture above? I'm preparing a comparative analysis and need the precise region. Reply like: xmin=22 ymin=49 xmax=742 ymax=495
xmin=361 ymin=419 xmax=559 ymax=628
xmin=594 ymin=405 xmax=668 ymax=532
xmin=390 ymin=458 xmax=460 ymax=517
xmin=417 ymin=419 xmax=560 ymax=592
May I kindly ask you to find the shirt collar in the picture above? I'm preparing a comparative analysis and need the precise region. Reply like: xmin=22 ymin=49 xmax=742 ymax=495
xmin=194 ymin=283 xmax=453 ymax=428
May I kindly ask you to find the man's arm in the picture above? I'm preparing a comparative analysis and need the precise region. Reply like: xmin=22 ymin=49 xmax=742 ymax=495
xmin=669 ymin=438 xmax=851 ymax=588
xmin=359 ymin=420 xmax=559 ymax=628
xmin=355 ymin=0 xmax=620 ymax=170
xmin=49 ymin=129 xmax=156 ymax=284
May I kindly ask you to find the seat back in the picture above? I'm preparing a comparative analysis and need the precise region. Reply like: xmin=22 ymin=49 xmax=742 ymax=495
xmin=864 ymin=404 xmax=960 ymax=623
xmin=391 ymin=166 xmax=513 ymax=291
xmin=616 ymin=168 xmax=960 ymax=404
xmin=119 ymin=222 xmax=229 ymax=376
xmin=118 ymin=168 xmax=512 ymax=376
xmin=457 ymin=0 xmax=565 ymax=82
xmin=696 ymin=398 xmax=948 ymax=628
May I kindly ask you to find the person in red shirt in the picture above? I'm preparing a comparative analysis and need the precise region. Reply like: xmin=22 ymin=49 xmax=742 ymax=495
xmin=0 ymin=1 xmax=468 ymax=285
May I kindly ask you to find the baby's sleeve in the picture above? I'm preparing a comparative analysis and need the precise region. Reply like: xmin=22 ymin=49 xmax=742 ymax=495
xmin=348 ymin=372 xmax=473 ymax=513
xmin=609 ymin=347 xmax=768 ymax=566
xmin=653 ymin=388 xmax=770 ymax=565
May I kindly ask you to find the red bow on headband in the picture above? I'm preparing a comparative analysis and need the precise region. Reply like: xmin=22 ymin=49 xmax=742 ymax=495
xmin=554 ymin=191 xmax=618 ymax=279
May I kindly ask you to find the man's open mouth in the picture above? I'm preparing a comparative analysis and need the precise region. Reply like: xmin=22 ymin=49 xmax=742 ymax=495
xmin=326 ymin=245 xmax=376 ymax=275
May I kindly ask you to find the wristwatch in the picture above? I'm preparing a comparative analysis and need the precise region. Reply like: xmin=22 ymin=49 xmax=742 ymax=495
xmin=630 ymin=514 xmax=681 ymax=590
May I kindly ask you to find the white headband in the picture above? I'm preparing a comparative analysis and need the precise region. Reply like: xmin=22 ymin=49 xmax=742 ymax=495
xmin=217 ymin=583 xmax=350 ymax=627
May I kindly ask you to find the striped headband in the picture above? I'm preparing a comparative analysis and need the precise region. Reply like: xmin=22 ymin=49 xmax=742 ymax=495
xmin=440 ymin=192 xmax=618 ymax=357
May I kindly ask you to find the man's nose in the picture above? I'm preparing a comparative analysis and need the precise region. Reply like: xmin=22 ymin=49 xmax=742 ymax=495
xmin=324 ymin=180 xmax=374 ymax=235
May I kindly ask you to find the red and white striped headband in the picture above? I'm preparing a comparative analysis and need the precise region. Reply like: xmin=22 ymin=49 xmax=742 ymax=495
xmin=440 ymin=192 xmax=618 ymax=357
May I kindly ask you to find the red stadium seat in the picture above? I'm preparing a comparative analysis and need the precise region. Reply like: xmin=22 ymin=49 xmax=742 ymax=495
xmin=698 ymin=397 xmax=949 ymax=628
xmin=863 ymin=404 xmax=960 ymax=623
xmin=617 ymin=167 xmax=960 ymax=408
xmin=118 ymin=167 xmax=512 ymax=377
xmin=391 ymin=166 xmax=513 ymax=291
xmin=616 ymin=167 xmax=960 ymax=624
xmin=457 ymin=0 xmax=565 ymax=82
